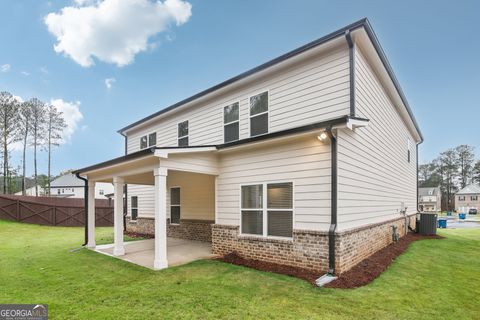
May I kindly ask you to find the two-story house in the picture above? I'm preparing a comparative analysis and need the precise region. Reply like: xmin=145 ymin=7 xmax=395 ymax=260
xmin=455 ymin=183 xmax=480 ymax=212
xmin=74 ymin=18 xmax=423 ymax=275
xmin=50 ymin=173 xmax=114 ymax=199
xmin=418 ymin=187 xmax=441 ymax=212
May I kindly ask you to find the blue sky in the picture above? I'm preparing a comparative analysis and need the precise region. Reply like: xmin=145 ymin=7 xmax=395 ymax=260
xmin=0 ymin=0 xmax=479 ymax=176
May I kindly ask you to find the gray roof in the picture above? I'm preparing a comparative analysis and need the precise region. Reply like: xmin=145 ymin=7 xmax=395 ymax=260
xmin=418 ymin=187 xmax=440 ymax=197
xmin=50 ymin=173 xmax=85 ymax=187
xmin=456 ymin=184 xmax=480 ymax=195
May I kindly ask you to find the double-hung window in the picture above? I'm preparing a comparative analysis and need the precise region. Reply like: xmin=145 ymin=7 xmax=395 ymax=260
xmin=471 ymin=196 xmax=478 ymax=201
xmin=250 ymin=91 xmax=268 ymax=136
xmin=140 ymin=132 xmax=157 ymax=149
xmin=459 ymin=196 xmax=465 ymax=201
xmin=170 ymin=187 xmax=181 ymax=224
xmin=131 ymin=196 xmax=138 ymax=220
xmin=241 ymin=182 xmax=293 ymax=238
xmin=178 ymin=121 xmax=189 ymax=147
xmin=224 ymin=102 xmax=239 ymax=143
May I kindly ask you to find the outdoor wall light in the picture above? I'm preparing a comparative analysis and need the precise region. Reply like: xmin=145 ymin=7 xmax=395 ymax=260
xmin=317 ymin=131 xmax=328 ymax=141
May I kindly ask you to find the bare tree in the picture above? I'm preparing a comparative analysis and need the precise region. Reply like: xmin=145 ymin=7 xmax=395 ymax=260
xmin=455 ymin=145 xmax=475 ymax=188
xmin=437 ymin=149 xmax=459 ymax=211
xmin=18 ymin=100 xmax=33 ymax=195
xmin=29 ymin=98 xmax=46 ymax=196
xmin=44 ymin=104 xmax=67 ymax=192
xmin=0 ymin=92 xmax=20 ymax=194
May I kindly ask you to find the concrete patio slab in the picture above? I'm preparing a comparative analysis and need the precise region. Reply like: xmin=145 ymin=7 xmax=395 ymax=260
xmin=93 ymin=237 xmax=215 ymax=269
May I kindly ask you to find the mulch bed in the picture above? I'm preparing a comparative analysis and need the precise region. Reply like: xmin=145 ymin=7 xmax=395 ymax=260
xmin=217 ymin=232 xmax=443 ymax=288
xmin=217 ymin=253 xmax=320 ymax=284
xmin=123 ymin=231 xmax=154 ymax=239
xmin=325 ymin=232 xmax=443 ymax=288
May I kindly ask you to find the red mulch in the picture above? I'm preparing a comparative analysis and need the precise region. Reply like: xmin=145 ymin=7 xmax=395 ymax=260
xmin=216 ymin=232 xmax=443 ymax=288
xmin=123 ymin=231 xmax=154 ymax=239
xmin=325 ymin=233 xmax=443 ymax=289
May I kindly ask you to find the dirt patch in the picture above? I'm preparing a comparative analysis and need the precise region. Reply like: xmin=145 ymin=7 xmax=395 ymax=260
xmin=217 ymin=253 xmax=320 ymax=284
xmin=216 ymin=233 xmax=443 ymax=288
xmin=325 ymin=233 xmax=443 ymax=289
xmin=124 ymin=231 xmax=154 ymax=239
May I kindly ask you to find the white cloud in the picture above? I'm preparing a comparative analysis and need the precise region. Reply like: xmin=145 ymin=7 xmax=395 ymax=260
xmin=50 ymin=99 xmax=83 ymax=142
xmin=21 ymin=71 xmax=30 ymax=76
xmin=105 ymin=77 xmax=116 ymax=89
xmin=1 ymin=64 xmax=11 ymax=72
xmin=40 ymin=66 xmax=49 ymax=74
xmin=44 ymin=0 xmax=192 ymax=67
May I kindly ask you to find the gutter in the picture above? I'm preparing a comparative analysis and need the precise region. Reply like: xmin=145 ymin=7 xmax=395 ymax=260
xmin=75 ymin=172 xmax=88 ymax=246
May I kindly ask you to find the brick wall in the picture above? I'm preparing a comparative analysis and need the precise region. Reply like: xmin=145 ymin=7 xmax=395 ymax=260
xmin=212 ymin=214 xmax=417 ymax=274
xmin=211 ymin=225 xmax=330 ymax=272
xmin=335 ymin=214 xmax=416 ymax=273
xmin=126 ymin=217 xmax=213 ymax=242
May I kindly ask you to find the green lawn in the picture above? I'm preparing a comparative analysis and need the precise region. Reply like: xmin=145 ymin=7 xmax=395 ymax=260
xmin=0 ymin=220 xmax=479 ymax=319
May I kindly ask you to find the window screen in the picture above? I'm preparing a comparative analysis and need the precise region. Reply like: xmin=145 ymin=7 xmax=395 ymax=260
xmin=149 ymin=132 xmax=157 ymax=147
xmin=267 ymin=182 xmax=293 ymax=237
xmin=178 ymin=121 xmax=189 ymax=147
xmin=170 ymin=188 xmax=180 ymax=224
xmin=224 ymin=102 xmax=239 ymax=143
xmin=241 ymin=185 xmax=263 ymax=209
xmin=249 ymin=92 xmax=268 ymax=137
xmin=267 ymin=211 xmax=292 ymax=237
xmin=241 ymin=210 xmax=263 ymax=235
xmin=140 ymin=136 xmax=147 ymax=149
xmin=131 ymin=196 xmax=138 ymax=220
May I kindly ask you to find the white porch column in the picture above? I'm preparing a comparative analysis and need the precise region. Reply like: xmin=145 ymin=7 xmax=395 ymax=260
xmin=113 ymin=177 xmax=125 ymax=256
xmin=153 ymin=167 xmax=168 ymax=270
xmin=87 ymin=180 xmax=96 ymax=248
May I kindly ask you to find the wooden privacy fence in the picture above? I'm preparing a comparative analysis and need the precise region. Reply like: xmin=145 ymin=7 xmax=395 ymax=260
xmin=0 ymin=195 xmax=113 ymax=227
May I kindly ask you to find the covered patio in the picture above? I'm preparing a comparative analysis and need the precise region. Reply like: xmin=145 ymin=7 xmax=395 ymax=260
xmin=74 ymin=146 xmax=219 ymax=270
xmin=95 ymin=237 xmax=214 ymax=269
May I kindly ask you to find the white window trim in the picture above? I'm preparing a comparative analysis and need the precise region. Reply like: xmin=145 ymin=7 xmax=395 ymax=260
xmin=239 ymin=181 xmax=294 ymax=240
xmin=177 ymin=120 xmax=189 ymax=146
xmin=140 ymin=131 xmax=157 ymax=150
xmin=223 ymin=102 xmax=240 ymax=143
xmin=248 ymin=90 xmax=270 ymax=137
xmin=131 ymin=196 xmax=138 ymax=220
xmin=170 ymin=186 xmax=181 ymax=225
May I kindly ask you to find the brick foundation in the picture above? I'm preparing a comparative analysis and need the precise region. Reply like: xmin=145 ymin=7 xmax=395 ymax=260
xmin=335 ymin=214 xmax=416 ymax=273
xmin=212 ymin=214 xmax=417 ymax=274
xmin=125 ymin=217 xmax=213 ymax=242
xmin=211 ymin=225 xmax=329 ymax=272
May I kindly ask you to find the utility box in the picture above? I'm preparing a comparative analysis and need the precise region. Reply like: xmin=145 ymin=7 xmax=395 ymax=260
xmin=418 ymin=213 xmax=437 ymax=235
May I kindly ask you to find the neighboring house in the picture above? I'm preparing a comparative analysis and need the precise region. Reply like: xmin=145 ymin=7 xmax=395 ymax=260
xmin=74 ymin=18 xmax=423 ymax=275
xmin=50 ymin=173 xmax=113 ymax=199
xmin=418 ymin=187 xmax=441 ymax=212
xmin=14 ymin=186 xmax=45 ymax=196
xmin=455 ymin=184 xmax=480 ymax=212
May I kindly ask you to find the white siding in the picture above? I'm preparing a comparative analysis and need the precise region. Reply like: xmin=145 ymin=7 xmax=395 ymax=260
xmin=336 ymin=47 xmax=417 ymax=231
xmin=126 ymin=46 xmax=350 ymax=153
xmin=127 ymin=171 xmax=215 ymax=220
xmin=216 ymin=136 xmax=331 ymax=231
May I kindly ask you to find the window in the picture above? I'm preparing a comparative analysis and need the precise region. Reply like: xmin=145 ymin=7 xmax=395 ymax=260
xmin=140 ymin=136 xmax=148 ymax=149
xmin=471 ymin=196 xmax=478 ymax=201
xmin=57 ymin=189 xmax=60 ymax=195
xmin=250 ymin=91 xmax=268 ymax=136
xmin=99 ymin=189 xmax=104 ymax=195
xmin=131 ymin=196 xmax=138 ymax=220
xmin=140 ymin=132 xmax=157 ymax=149
xmin=178 ymin=121 xmax=189 ymax=147
xmin=170 ymin=187 xmax=181 ymax=224
xmin=459 ymin=196 xmax=465 ymax=201
xmin=241 ymin=182 xmax=293 ymax=238
xmin=407 ymin=138 xmax=411 ymax=163
xmin=148 ymin=132 xmax=157 ymax=147
xmin=224 ymin=102 xmax=239 ymax=143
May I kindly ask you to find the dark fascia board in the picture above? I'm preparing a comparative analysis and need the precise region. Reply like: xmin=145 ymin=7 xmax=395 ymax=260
xmin=76 ymin=115 xmax=367 ymax=174
xmin=117 ymin=18 xmax=369 ymax=134
xmin=117 ymin=18 xmax=422 ymax=143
